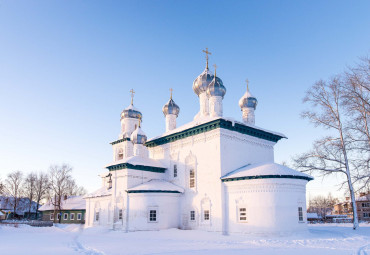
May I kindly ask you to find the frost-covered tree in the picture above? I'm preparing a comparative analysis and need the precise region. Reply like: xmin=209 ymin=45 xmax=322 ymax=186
xmin=34 ymin=171 xmax=49 ymax=219
xmin=24 ymin=172 xmax=36 ymax=219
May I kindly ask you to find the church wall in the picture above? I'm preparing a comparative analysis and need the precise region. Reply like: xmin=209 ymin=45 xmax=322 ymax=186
xmin=85 ymin=196 xmax=113 ymax=228
xmin=148 ymin=129 xmax=225 ymax=232
xmin=127 ymin=193 xmax=181 ymax=231
xmin=225 ymin=178 xmax=308 ymax=233
xmin=219 ymin=129 xmax=275 ymax=176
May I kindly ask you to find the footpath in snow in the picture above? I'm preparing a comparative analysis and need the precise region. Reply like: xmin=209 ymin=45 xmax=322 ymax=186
xmin=0 ymin=223 xmax=370 ymax=255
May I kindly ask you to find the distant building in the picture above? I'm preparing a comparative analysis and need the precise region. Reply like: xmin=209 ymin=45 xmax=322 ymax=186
xmin=0 ymin=196 xmax=39 ymax=219
xmin=39 ymin=196 xmax=86 ymax=224
xmin=306 ymin=213 xmax=322 ymax=223
xmin=333 ymin=192 xmax=370 ymax=222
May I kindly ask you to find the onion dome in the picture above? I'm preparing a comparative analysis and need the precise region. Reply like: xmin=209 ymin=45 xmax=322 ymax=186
xmin=239 ymin=80 xmax=258 ymax=110
xmin=121 ymin=104 xmax=143 ymax=120
xmin=206 ymin=64 xmax=226 ymax=98
xmin=130 ymin=124 xmax=147 ymax=144
xmin=162 ymin=89 xmax=180 ymax=117
xmin=193 ymin=68 xmax=214 ymax=96
xmin=193 ymin=48 xmax=214 ymax=96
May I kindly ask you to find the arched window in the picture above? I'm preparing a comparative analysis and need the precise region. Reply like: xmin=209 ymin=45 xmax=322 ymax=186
xmin=189 ymin=169 xmax=195 ymax=188
xmin=117 ymin=148 xmax=124 ymax=160
xmin=173 ymin=164 xmax=178 ymax=178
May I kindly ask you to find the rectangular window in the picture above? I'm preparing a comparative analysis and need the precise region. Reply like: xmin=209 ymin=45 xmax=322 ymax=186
xmin=64 ymin=213 xmax=68 ymax=220
xmin=95 ymin=212 xmax=99 ymax=222
xmin=189 ymin=169 xmax=195 ymax=188
xmin=190 ymin=211 xmax=195 ymax=221
xmin=77 ymin=213 xmax=82 ymax=220
xmin=362 ymin=203 xmax=370 ymax=208
xmin=119 ymin=209 xmax=123 ymax=220
xmin=239 ymin=207 xmax=247 ymax=222
xmin=70 ymin=213 xmax=75 ymax=220
xmin=174 ymin=164 xmax=178 ymax=178
xmin=149 ymin=210 xmax=157 ymax=222
xmin=50 ymin=213 xmax=54 ymax=220
xmin=204 ymin=210 xmax=210 ymax=221
xmin=298 ymin=207 xmax=303 ymax=222
xmin=364 ymin=213 xmax=370 ymax=218
xmin=57 ymin=213 xmax=60 ymax=220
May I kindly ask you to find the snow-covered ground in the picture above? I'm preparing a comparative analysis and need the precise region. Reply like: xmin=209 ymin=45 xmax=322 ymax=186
xmin=1 ymin=223 xmax=369 ymax=255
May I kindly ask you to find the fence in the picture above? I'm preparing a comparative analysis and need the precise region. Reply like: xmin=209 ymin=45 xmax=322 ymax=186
xmin=0 ymin=220 xmax=53 ymax=227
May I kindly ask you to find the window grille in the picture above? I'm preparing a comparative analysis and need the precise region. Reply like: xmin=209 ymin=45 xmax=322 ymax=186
xmin=77 ymin=213 xmax=82 ymax=220
xmin=239 ymin=208 xmax=247 ymax=222
xmin=174 ymin=164 xmax=178 ymax=178
xmin=95 ymin=212 xmax=100 ymax=221
xmin=149 ymin=210 xmax=157 ymax=222
xmin=119 ymin=209 xmax=123 ymax=220
xmin=204 ymin=210 xmax=210 ymax=221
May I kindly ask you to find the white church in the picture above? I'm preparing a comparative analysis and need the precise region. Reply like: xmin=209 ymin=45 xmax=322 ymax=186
xmin=84 ymin=49 xmax=313 ymax=234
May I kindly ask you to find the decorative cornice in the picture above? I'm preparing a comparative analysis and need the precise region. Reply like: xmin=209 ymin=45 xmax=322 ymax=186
xmin=127 ymin=190 xmax=181 ymax=194
xmin=222 ymin=174 xmax=313 ymax=182
xmin=145 ymin=119 xmax=284 ymax=148
xmin=106 ymin=163 xmax=166 ymax=173
xmin=110 ymin=138 xmax=130 ymax=145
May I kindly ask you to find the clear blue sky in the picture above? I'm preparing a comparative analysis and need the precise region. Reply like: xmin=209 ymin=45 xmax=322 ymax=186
xmin=1 ymin=0 xmax=369 ymax=197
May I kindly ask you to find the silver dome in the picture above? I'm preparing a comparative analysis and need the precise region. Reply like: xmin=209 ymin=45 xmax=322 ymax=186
xmin=162 ymin=98 xmax=180 ymax=117
xmin=239 ymin=97 xmax=258 ymax=110
xmin=121 ymin=104 xmax=143 ymax=120
xmin=207 ymin=76 xmax=226 ymax=98
xmin=130 ymin=126 xmax=147 ymax=144
xmin=193 ymin=68 xmax=214 ymax=96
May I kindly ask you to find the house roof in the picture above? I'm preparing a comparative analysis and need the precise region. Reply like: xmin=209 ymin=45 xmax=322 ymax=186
xmin=0 ymin=196 xmax=39 ymax=215
xmin=221 ymin=162 xmax=313 ymax=182
xmin=127 ymin=179 xmax=184 ymax=194
xmin=39 ymin=196 xmax=86 ymax=211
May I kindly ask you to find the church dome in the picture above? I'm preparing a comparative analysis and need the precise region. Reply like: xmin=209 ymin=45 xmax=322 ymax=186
xmin=121 ymin=104 xmax=143 ymax=120
xmin=193 ymin=68 xmax=214 ymax=96
xmin=130 ymin=126 xmax=147 ymax=144
xmin=207 ymin=76 xmax=226 ymax=98
xmin=162 ymin=98 xmax=180 ymax=117
xmin=239 ymin=85 xmax=257 ymax=110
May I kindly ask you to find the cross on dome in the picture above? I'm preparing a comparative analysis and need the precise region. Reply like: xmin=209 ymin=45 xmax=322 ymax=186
xmin=246 ymin=79 xmax=249 ymax=91
xmin=169 ymin=88 xmax=173 ymax=99
xmin=202 ymin=47 xmax=212 ymax=69
xmin=213 ymin=64 xmax=218 ymax=77
xmin=130 ymin=89 xmax=135 ymax=105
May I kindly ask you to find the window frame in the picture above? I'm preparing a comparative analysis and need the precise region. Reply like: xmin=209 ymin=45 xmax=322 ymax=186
xmin=298 ymin=207 xmax=304 ymax=222
xmin=56 ymin=213 xmax=60 ymax=220
xmin=173 ymin=164 xmax=178 ymax=178
xmin=203 ymin=209 xmax=210 ymax=221
xmin=238 ymin=207 xmax=247 ymax=222
xmin=95 ymin=212 xmax=100 ymax=222
xmin=189 ymin=169 xmax=195 ymax=188
xmin=63 ymin=213 xmax=68 ymax=220
xmin=148 ymin=209 xmax=157 ymax=223
xmin=119 ymin=209 xmax=123 ymax=220
xmin=50 ymin=213 xmax=54 ymax=220
xmin=77 ymin=213 xmax=82 ymax=220
xmin=190 ymin=210 xmax=195 ymax=221
xmin=70 ymin=213 xmax=75 ymax=221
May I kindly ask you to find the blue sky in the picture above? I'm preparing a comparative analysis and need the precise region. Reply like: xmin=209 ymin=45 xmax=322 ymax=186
xmin=0 ymin=0 xmax=369 ymax=197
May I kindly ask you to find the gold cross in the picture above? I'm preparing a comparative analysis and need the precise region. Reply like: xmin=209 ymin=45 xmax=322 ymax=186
xmin=213 ymin=64 xmax=217 ymax=77
xmin=169 ymin=88 xmax=173 ymax=99
xmin=130 ymin=89 xmax=135 ymax=105
xmin=202 ymin=48 xmax=212 ymax=69
xmin=246 ymin=79 xmax=249 ymax=91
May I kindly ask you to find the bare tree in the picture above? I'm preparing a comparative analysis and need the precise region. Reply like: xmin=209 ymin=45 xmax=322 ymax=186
xmin=48 ymin=164 xmax=73 ymax=223
xmin=4 ymin=171 xmax=23 ymax=218
xmin=308 ymin=193 xmax=338 ymax=219
xmin=34 ymin=171 xmax=49 ymax=219
xmin=24 ymin=172 xmax=36 ymax=219
xmin=343 ymin=57 xmax=370 ymax=190
xmin=294 ymin=77 xmax=359 ymax=229
xmin=65 ymin=179 xmax=87 ymax=197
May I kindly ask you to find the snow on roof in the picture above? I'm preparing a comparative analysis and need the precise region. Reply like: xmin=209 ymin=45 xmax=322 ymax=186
xmin=0 ymin=211 xmax=4 ymax=216
xmin=84 ymin=186 xmax=112 ymax=199
xmin=127 ymin=179 xmax=184 ymax=193
xmin=147 ymin=116 xmax=286 ymax=142
xmin=356 ymin=194 xmax=370 ymax=201
xmin=221 ymin=162 xmax=313 ymax=180
xmin=105 ymin=155 xmax=166 ymax=169
xmin=39 ymin=196 xmax=86 ymax=211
